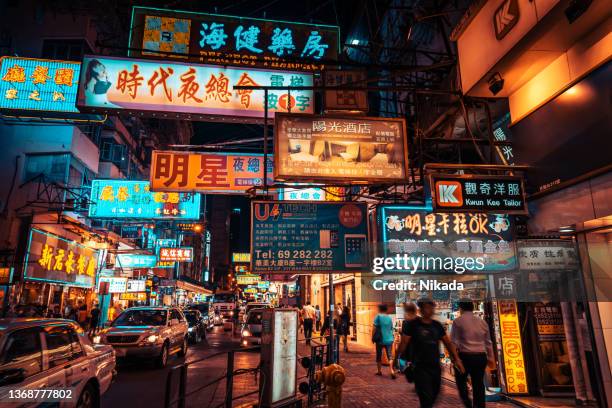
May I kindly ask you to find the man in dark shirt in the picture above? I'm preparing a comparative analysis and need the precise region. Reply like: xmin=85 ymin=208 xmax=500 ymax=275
xmin=396 ymin=300 xmax=465 ymax=408
xmin=89 ymin=303 xmax=101 ymax=336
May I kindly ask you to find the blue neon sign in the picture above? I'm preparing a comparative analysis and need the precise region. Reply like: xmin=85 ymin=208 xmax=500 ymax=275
xmin=116 ymin=254 xmax=158 ymax=268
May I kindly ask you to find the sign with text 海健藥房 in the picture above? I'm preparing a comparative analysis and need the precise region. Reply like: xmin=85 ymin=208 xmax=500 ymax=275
xmin=128 ymin=7 xmax=340 ymax=71
xmin=76 ymin=55 xmax=313 ymax=121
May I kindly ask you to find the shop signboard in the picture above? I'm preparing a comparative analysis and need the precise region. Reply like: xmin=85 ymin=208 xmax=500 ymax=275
xmin=251 ymin=201 xmax=369 ymax=273
xmin=97 ymin=276 xmax=128 ymax=293
xmin=237 ymin=274 xmax=260 ymax=285
xmin=0 ymin=267 xmax=13 ymax=285
xmin=126 ymin=279 xmax=147 ymax=292
xmin=115 ymin=253 xmax=158 ymax=268
xmin=128 ymin=7 xmax=340 ymax=70
xmin=533 ymin=302 xmax=565 ymax=337
xmin=174 ymin=222 xmax=204 ymax=233
xmin=232 ymin=253 xmax=251 ymax=263
xmin=324 ymin=69 xmax=368 ymax=111
xmin=155 ymin=238 xmax=177 ymax=268
xmin=120 ymin=292 xmax=147 ymax=301
xmin=498 ymin=299 xmax=528 ymax=394
xmin=0 ymin=57 xmax=80 ymax=112
xmin=379 ymin=206 xmax=516 ymax=272
xmin=430 ymin=174 xmax=527 ymax=214
xmin=77 ymin=55 xmax=313 ymax=120
xmin=517 ymin=240 xmax=579 ymax=270
xmin=258 ymin=280 xmax=270 ymax=289
xmin=274 ymin=114 xmax=408 ymax=183
xmin=159 ymin=247 xmax=193 ymax=262
xmin=24 ymin=228 xmax=99 ymax=288
xmin=278 ymin=186 xmax=344 ymax=201
xmin=89 ymin=180 xmax=201 ymax=219
xmin=150 ymin=151 xmax=274 ymax=193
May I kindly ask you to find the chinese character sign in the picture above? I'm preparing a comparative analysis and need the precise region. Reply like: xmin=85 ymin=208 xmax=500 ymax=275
xmin=155 ymin=238 xmax=177 ymax=268
xmin=115 ymin=254 xmax=158 ymax=268
xmin=129 ymin=7 xmax=339 ymax=70
xmin=275 ymin=114 xmax=408 ymax=182
xmin=159 ymin=247 xmax=193 ymax=262
xmin=379 ymin=206 xmax=516 ymax=272
xmin=150 ymin=151 xmax=274 ymax=193
xmin=498 ymin=300 xmax=529 ymax=394
xmin=0 ymin=57 xmax=80 ymax=112
xmin=517 ymin=240 xmax=579 ymax=270
xmin=89 ymin=180 xmax=201 ymax=219
xmin=279 ymin=186 xmax=344 ymax=201
xmin=251 ymin=201 xmax=369 ymax=273
xmin=77 ymin=55 xmax=313 ymax=119
xmin=232 ymin=253 xmax=251 ymax=263
xmin=25 ymin=228 xmax=99 ymax=287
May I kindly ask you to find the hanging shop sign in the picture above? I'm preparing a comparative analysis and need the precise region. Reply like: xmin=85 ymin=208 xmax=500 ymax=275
xmin=150 ymin=151 xmax=274 ymax=193
xmin=278 ymin=186 xmax=344 ymax=201
xmin=155 ymin=238 xmax=177 ymax=268
xmin=324 ymin=69 xmax=368 ymax=111
xmin=517 ymin=240 xmax=579 ymax=270
xmin=115 ymin=253 xmax=158 ymax=269
xmin=126 ymin=279 xmax=147 ymax=292
xmin=159 ymin=247 xmax=194 ymax=262
xmin=0 ymin=267 xmax=14 ymax=285
xmin=237 ymin=274 xmax=261 ymax=285
xmin=120 ymin=292 xmax=147 ymax=301
xmin=258 ymin=280 xmax=271 ymax=289
xmin=24 ymin=228 xmax=98 ymax=287
xmin=274 ymin=113 xmax=408 ymax=183
xmin=174 ymin=222 xmax=204 ymax=233
xmin=0 ymin=57 xmax=80 ymax=113
xmin=89 ymin=180 xmax=201 ymax=219
xmin=498 ymin=299 xmax=528 ymax=394
xmin=379 ymin=206 xmax=516 ymax=272
xmin=430 ymin=174 xmax=527 ymax=214
xmin=76 ymin=55 xmax=313 ymax=120
xmin=232 ymin=253 xmax=251 ymax=263
xmin=251 ymin=201 xmax=369 ymax=273
xmin=533 ymin=302 xmax=565 ymax=337
xmin=128 ymin=7 xmax=340 ymax=70
xmin=98 ymin=276 xmax=128 ymax=293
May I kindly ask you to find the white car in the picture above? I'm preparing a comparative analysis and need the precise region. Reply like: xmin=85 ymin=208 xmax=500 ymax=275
xmin=0 ymin=318 xmax=116 ymax=408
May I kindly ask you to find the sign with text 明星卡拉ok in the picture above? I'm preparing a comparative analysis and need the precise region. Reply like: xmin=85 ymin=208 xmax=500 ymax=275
xmin=150 ymin=151 xmax=274 ymax=193
xmin=159 ymin=247 xmax=194 ymax=262
xmin=128 ymin=7 xmax=340 ymax=71
xmin=89 ymin=180 xmax=201 ymax=219
xmin=274 ymin=113 xmax=409 ymax=183
xmin=0 ymin=57 xmax=80 ymax=113
xmin=251 ymin=201 xmax=369 ymax=273
xmin=430 ymin=174 xmax=527 ymax=215
xmin=24 ymin=228 xmax=99 ymax=288
xmin=76 ymin=55 xmax=313 ymax=120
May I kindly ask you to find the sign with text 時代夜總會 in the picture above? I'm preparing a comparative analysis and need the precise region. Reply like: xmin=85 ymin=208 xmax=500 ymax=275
xmin=251 ymin=201 xmax=369 ymax=273
xmin=0 ymin=57 xmax=80 ymax=112
xmin=89 ymin=180 xmax=200 ymax=219
xmin=159 ymin=247 xmax=194 ymax=262
xmin=128 ymin=7 xmax=339 ymax=70
xmin=275 ymin=114 xmax=408 ymax=183
xmin=150 ymin=151 xmax=273 ymax=193
xmin=430 ymin=174 xmax=527 ymax=215
xmin=76 ymin=55 xmax=313 ymax=120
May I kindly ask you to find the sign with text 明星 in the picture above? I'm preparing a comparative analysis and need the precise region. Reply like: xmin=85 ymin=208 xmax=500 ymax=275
xmin=498 ymin=300 xmax=528 ymax=394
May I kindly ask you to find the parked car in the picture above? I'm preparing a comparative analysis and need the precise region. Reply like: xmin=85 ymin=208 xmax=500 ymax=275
xmin=0 ymin=318 xmax=116 ymax=408
xmin=94 ymin=306 xmax=188 ymax=368
xmin=240 ymin=309 xmax=265 ymax=347
xmin=188 ymin=303 xmax=215 ymax=330
xmin=184 ymin=310 xmax=206 ymax=344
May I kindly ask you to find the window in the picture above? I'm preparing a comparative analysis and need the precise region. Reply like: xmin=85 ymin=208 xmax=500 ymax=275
xmin=44 ymin=325 xmax=83 ymax=368
xmin=42 ymin=39 xmax=92 ymax=61
xmin=24 ymin=154 xmax=69 ymax=183
xmin=170 ymin=309 xmax=184 ymax=323
xmin=0 ymin=328 xmax=43 ymax=380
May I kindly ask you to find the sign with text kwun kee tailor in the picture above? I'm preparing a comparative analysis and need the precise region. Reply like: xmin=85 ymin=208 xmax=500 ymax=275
xmin=151 ymin=151 xmax=273 ymax=193
xmin=275 ymin=114 xmax=408 ymax=183
xmin=77 ymin=55 xmax=313 ymax=120
xmin=89 ymin=180 xmax=200 ymax=219
xmin=159 ymin=247 xmax=194 ymax=262
xmin=129 ymin=7 xmax=339 ymax=70
xmin=431 ymin=174 xmax=527 ymax=214
xmin=251 ymin=201 xmax=369 ymax=273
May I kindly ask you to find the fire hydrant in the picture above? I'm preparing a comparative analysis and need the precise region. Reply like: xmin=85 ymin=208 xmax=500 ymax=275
xmin=315 ymin=364 xmax=346 ymax=408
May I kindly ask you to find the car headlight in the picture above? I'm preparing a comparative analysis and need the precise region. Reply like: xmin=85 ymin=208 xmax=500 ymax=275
xmin=242 ymin=329 xmax=251 ymax=337
xmin=146 ymin=335 xmax=159 ymax=343
xmin=93 ymin=335 xmax=101 ymax=344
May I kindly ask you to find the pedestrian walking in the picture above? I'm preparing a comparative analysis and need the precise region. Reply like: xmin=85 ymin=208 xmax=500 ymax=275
xmin=302 ymin=302 xmax=316 ymax=345
xmin=314 ymin=305 xmax=321 ymax=332
xmin=89 ymin=303 xmax=101 ymax=336
xmin=77 ymin=300 xmax=88 ymax=328
xmin=397 ymin=302 xmax=418 ymax=378
xmin=451 ymin=301 xmax=495 ymax=408
xmin=373 ymin=303 xmax=396 ymax=379
xmin=338 ymin=303 xmax=351 ymax=352
xmin=396 ymin=300 xmax=464 ymax=408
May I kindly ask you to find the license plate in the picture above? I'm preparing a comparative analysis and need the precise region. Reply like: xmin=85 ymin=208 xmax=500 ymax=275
xmin=114 ymin=348 xmax=127 ymax=357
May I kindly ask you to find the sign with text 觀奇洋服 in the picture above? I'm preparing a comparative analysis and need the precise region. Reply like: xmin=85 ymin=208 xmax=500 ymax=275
xmin=128 ymin=7 xmax=340 ymax=71
xmin=430 ymin=174 xmax=527 ymax=215
xmin=275 ymin=114 xmax=408 ymax=183
xmin=0 ymin=57 xmax=81 ymax=113
xmin=76 ymin=55 xmax=313 ymax=121
xmin=251 ymin=201 xmax=369 ymax=273
xmin=150 ymin=151 xmax=273 ymax=193
xmin=89 ymin=180 xmax=200 ymax=219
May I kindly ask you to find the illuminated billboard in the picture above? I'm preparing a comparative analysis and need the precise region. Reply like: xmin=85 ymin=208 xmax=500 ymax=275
xmin=159 ymin=247 xmax=194 ymax=262
xmin=77 ymin=55 xmax=313 ymax=120
xmin=89 ymin=180 xmax=200 ymax=219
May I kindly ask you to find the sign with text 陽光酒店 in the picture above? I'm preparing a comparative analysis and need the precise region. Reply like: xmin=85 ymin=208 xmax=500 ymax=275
xmin=128 ymin=7 xmax=339 ymax=71
xmin=251 ymin=201 xmax=369 ymax=273
xmin=430 ymin=174 xmax=527 ymax=215
xmin=378 ymin=206 xmax=516 ymax=272
xmin=24 ymin=228 xmax=99 ymax=288
xmin=89 ymin=180 xmax=200 ymax=219
xmin=498 ymin=299 xmax=528 ymax=394
xmin=274 ymin=113 xmax=408 ymax=183
xmin=0 ymin=57 xmax=81 ymax=113
xmin=159 ymin=247 xmax=194 ymax=262
xmin=150 ymin=151 xmax=273 ymax=193
xmin=76 ymin=55 xmax=313 ymax=120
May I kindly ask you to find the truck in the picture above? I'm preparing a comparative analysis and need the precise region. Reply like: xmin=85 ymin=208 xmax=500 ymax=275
xmin=212 ymin=291 xmax=238 ymax=330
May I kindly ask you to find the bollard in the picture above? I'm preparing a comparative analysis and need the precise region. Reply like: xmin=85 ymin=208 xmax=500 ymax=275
xmin=315 ymin=364 xmax=345 ymax=408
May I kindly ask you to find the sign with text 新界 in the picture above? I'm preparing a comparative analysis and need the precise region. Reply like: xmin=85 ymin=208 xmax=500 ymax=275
xmin=89 ymin=180 xmax=200 ymax=219
xmin=274 ymin=113 xmax=408 ymax=183
xmin=251 ymin=201 xmax=369 ymax=273
xmin=150 ymin=151 xmax=273 ymax=193
xmin=77 ymin=55 xmax=313 ymax=120
xmin=128 ymin=7 xmax=340 ymax=71
xmin=24 ymin=228 xmax=99 ymax=288
xmin=430 ymin=174 xmax=527 ymax=215
xmin=0 ymin=57 xmax=80 ymax=113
